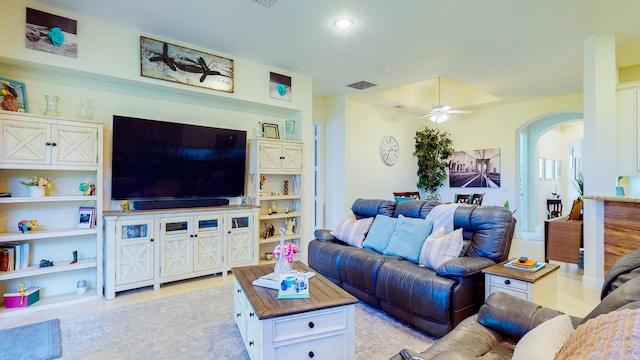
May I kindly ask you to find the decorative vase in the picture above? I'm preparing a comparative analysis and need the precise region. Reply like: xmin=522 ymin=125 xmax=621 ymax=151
xmin=29 ymin=186 xmax=46 ymax=197
xmin=44 ymin=95 xmax=60 ymax=116
xmin=273 ymin=236 xmax=292 ymax=274
xmin=77 ymin=98 xmax=95 ymax=120
xmin=285 ymin=120 xmax=296 ymax=140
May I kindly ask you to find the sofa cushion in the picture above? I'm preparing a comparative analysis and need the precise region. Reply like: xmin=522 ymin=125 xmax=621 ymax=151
xmin=556 ymin=308 xmax=640 ymax=359
xmin=330 ymin=210 xmax=374 ymax=247
xmin=512 ymin=314 xmax=573 ymax=360
xmin=454 ymin=205 xmax=515 ymax=263
xmin=419 ymin=227 xmax=464 ymax=270
xmin=394 ymin=199 xmax=440 ymax=219
xmin=580 ymin=275 xmax=640 ymax=324
xmin=362 ymin=214 xmax=397 ymax=253
xmin=383 ymin=215 xmax=433 ymax=263
xmin=307 ymin=239 xmax=348 ymax=285
xmin=351 ymin=198 xmax=396 ymax=219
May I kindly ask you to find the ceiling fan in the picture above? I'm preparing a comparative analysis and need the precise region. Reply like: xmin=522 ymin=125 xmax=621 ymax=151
xmin=421 ymin=77 xmax=470 ymax=123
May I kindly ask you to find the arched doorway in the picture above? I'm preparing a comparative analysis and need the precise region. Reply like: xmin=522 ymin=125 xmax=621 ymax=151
xmin=517 ymin=111 xmax=583 ymax=234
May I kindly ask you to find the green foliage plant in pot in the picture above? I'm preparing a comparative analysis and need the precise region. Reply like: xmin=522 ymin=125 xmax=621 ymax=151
xmin=413 ymin=127 xmax=454 ymax=200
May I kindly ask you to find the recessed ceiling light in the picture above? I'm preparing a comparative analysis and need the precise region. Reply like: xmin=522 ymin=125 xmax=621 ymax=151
xmin=333 ymin=18 xmax=353 ymax=28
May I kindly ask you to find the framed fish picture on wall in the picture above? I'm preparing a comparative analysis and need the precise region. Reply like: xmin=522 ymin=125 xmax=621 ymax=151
xmin=140 ymin=37 xmax=234 ymax=93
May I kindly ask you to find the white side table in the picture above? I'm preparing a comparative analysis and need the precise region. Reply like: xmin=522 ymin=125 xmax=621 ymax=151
xmin=483 ymin=260 xmax=560 ymax=308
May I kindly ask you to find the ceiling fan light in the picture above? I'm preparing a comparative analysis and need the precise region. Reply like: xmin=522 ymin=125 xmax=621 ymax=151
xmin=430 ymin=113 xmax=449 ymax=123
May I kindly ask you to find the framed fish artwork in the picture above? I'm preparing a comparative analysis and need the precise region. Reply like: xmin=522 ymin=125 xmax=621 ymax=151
xmin=140 ymin=36 xmax=234 ymax=93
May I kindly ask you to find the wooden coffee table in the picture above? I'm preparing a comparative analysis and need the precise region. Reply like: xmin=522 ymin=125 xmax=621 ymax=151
xmin=232 ymin=261 xmax=358 ymax=360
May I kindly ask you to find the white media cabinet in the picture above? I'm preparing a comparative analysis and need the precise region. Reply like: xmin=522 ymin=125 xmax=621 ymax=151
xmin=0 ymin=110 xmax=103 ymax=317
xmin=103 ymin=206 xmax=258 ymax=299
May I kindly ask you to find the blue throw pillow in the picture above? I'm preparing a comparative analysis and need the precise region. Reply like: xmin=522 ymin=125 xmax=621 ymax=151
xmin=383 ymin=215 xmax=434 ymax=263
xmin=362 ymin=215 xmax=397 ymax=253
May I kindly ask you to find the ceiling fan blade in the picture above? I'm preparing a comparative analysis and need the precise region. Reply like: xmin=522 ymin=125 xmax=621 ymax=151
xmin=448 ymin=109 xmax=472 ymax=114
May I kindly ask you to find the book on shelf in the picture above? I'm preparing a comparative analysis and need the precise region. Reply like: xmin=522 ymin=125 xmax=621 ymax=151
xmin=504 ymin=259 xmax=545 ymax=272
xmin=252 ymin=270 xmax=315 ymax=290
xmin=0 ymin=247 xmax=15 ymax=272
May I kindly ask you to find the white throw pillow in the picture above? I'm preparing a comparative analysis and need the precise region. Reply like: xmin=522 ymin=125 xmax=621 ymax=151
xmin=418 ymin=227 xmax=463 ymax=270
xmin=330 ymin=211 xmax=374 ymax=248
xmin=512 ymin=314 xmax=574 ymax=360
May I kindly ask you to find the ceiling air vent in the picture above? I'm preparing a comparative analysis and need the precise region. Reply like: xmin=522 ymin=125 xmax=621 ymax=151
xmin=347 ymin=81 xmax=378 ymax=90
xmin=394 ymin=105 xmax=408 ymax=110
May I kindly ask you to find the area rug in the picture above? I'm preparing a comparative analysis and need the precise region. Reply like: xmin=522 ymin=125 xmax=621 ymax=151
xmin=0 ymin=318 xmax=61 ymax=360
xmin=59 ymin=283 xmax=433 ymax=359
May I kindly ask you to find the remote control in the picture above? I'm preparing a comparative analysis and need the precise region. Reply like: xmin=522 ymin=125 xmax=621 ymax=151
xmin=519 ymin=256 xmax=528 ymax=263
xmin=399 ymin=349 xmax=412 ymax=360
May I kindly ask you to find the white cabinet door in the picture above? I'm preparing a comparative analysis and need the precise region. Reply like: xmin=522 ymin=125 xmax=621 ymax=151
xmin=116 ymin=219 xmax=155 ymax=286
xmin=259 ymin=142 xmax=283 ymax=172
xmin=227 ymin=212 xmax=254 ymax=267
xmin=1 ymin=119 xmax=99 ymax=167
xmin=52 ymin=124 xmax=99 ymax=166
xmin=2 ymin=119 xmax=49 ymax=164
xmin=281 ymin=143 xmax=302 ymax=172
xmin=160 ymin=217 xmax=193 ymax=278
xmin=194 ymin=214 xmax=223 ymax=272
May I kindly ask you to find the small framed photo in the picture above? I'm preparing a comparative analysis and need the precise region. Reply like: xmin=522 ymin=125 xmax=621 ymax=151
xmin=78 ymin=206 xmax=95 ymax=229
xmin=262 ymin=123 xmax=280 ymax=139
xmin=0 ymin=77 xmax=28 ymax=112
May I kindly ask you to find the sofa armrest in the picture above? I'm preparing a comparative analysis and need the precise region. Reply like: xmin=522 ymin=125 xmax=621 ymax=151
xmin=477 ymin=292 xmax=565 ymax=340
xmin=436 ymin=256 xmax=496 ymax=277
xmin=314 ymin=229 xmax=337 ymax=241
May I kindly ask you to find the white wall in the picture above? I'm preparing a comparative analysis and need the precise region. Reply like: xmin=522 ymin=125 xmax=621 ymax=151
xmin=2 ymin=2 xmax=315 ymax=246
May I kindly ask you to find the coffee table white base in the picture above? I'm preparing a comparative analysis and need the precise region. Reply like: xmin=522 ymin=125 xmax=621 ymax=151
xmin=234 ymin=279 xmax=355 ymax=360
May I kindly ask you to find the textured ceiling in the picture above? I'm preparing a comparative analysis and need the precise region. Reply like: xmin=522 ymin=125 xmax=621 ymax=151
xmin=36 ymin=0 xmax=640 ymax=113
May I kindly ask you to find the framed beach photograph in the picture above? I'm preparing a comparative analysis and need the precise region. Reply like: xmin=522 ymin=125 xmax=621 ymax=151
xmin=262 ymin=123 xmax=280 ymax=139
xmin=77 ymin=206 xmax=95 ymax=229
xmin=270 ymin=72 xmax=292 ymax=101
xmin=140 ymin=36 xmax=234 ymax=93
xmin=26 ymin=7 xmax=78 ymax=58
xmin=0 ymin=77 xmax=28 ymax=112
xmin=545 ymin=159 xmax=553 ymax=180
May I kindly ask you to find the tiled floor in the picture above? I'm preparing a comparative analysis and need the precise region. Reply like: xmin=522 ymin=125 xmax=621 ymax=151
xmin=1 ymin=235 xmax=601 ymax=331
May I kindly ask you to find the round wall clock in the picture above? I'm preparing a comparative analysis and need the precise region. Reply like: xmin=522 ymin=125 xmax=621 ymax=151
xmin=379 ymin=135 xmax=399 ymax=166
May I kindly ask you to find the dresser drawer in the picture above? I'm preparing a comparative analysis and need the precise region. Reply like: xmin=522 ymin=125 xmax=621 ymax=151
xmin=234 ymin=293 xmax=247 ymax=338
xmin=245 ymin=320 xmax=262 ymax=360
xmin=272 ymin=308 xmax=348 ymax=342
xmin=489 ymin=274 xmax=528 ymax=291
xmin=274 ymin=332 xmax=347 ymax=360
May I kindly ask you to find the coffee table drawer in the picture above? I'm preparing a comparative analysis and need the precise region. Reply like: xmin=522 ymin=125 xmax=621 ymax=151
xmin=274 ymin=332 xmax=347 ymax=360
xmin=272 ymin=307 xmax=348 ymax=342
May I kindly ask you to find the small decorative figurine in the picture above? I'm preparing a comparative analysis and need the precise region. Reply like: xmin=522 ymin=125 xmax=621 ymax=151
xmin=39 ymin=259 xmax=54 ymax=268
xmin=70 ymin=250 xmax=78 ymax=264
xmin=283 ymin=180 xmax=289 ymax=195
xmin=120 ymin=200 xmax=130 ymax=212
xmin=18 ymin=279 xmax=26 ymax=305
xmin=18 ymin=219 xmax=38 ymax=233
xmin=285 ymin=218 xmax=296 ymax=235
xmin=79 ymin=183 xmax=96 ymax=196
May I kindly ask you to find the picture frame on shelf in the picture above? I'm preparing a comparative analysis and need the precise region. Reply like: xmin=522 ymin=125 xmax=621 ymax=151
xmin=0 ymin=76 xmax=28 ymax=113
xmin=77 ymin=206 xmax=95 ymax=229
xmin=262 ymin=123 xmax=279 ymax=139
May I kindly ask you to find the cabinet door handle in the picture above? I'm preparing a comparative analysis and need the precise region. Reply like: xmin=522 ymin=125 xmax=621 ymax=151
xmin=249 ymin=312 xmax=255 ymax=317
xmin=150 ymin=238 xmax=154 ymax=242
xmin=46 ymin=142 xmax=52 ymax=146
xmin=236 ymin=313 xmax=241 ymax=318
xmin=193 ymin=234 xmax=197 ymax=237
xmin=308 ymin=351 xmax=315 ymax=358
xmin=504 ymin=279 xmax=511 ymax=285
xmin=51 ymin=142 xmax=57 ymax=146
xmin=249 ymin=341 xmax=254 ymax=346
xmin=308 ymin=321 xmax=315 ymax=329
xmin=237 ymin=289 xmax=241 ymax=293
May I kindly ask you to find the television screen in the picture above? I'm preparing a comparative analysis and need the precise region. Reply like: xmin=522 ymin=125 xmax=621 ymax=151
xmin=111 ymin=115 xmax=247 ymax=200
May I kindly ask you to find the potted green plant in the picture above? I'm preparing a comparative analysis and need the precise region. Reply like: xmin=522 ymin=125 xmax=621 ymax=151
xmin=413 ymin=127 xmax=453 ymax=200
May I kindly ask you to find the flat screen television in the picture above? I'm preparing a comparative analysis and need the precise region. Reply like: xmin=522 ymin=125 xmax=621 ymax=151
xmin=111 ymin=115 xmax=247 ymax=203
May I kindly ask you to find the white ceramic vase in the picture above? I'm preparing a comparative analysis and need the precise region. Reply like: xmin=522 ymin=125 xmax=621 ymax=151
xmin=29 ymin=186 xmax=45 ymax=197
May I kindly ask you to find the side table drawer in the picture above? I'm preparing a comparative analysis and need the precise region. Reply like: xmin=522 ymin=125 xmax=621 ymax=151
xmin=273 ymin=308 xmax=348 ymax=342
xmin=489 ymin=274 xmax=528 ymax=291
xmin=488 ymin=285 xmax=528 ymax=301
xmin=274 ymin=332 xmax=347 ymax=360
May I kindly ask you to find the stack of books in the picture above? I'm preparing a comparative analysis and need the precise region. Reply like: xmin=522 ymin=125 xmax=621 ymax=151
xmin=252 ymin=270 xmax=315 ymax=290
xmin=504 ymin=259 xmax=545 ymax=272
xmin=1 ymin=243 xmax=29 ymax=272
